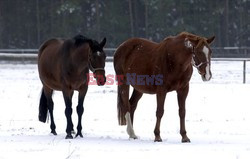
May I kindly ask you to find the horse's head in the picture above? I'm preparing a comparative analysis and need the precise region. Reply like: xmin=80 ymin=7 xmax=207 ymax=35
xmin=89 ymin=38 xmax=107 ymax=86
xmin=186 ymin=35 xmax=215 ymax=81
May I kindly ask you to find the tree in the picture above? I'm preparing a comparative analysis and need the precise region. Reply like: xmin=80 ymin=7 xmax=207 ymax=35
xmin=0 ymin=0 xmax=249 ymax=50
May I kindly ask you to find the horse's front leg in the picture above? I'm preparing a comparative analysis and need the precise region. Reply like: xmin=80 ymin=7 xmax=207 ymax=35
xmin=63 ymin=89 xmax=74 ymax=139
xmin=177 ymin=85 xmax=191 ymax=143
xmin=154 ymin=91 xmax=167 ymax=142
xmin=75 ymin=86 xmax=88 ymax=138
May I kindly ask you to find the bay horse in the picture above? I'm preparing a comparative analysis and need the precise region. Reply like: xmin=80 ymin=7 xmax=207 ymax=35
xmin=38 ymin=35 xmax=106 ymax=139
xmin=114 ymin=32 xmax=215 ymax=142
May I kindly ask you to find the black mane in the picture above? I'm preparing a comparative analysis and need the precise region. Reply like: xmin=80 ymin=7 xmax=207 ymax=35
xmin=91 ymin=40 xmax=103 ymax=52
xmin=73 ymin=35 xmax=106 ymax=54
xmin=73 ymin=34 xmax=93 ymax=48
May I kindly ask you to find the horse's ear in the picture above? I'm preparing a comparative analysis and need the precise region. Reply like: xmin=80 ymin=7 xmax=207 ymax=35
xmin=207 ymin=36 xmax=215 ymax=45
xmin=186 ymin=36 xmax=199 ymax=46
xmin=100 ymin=37 xmax=106 ymax=48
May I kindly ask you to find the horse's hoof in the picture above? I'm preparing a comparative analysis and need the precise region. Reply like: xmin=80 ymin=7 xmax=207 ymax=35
xmin=182 ymin=137 xmax=191 ymax=143
xmin=129 ymin=135 xmax=138 ymax=140
xmin=75 ymin=132 xmax=83 ymax=138
xmin=154 ymin=136 xmax=162 ymax=142
xmin=51 ymin=130 xmax=57 ymax=135
xmin=65 ymin=134 xmax=73 ymax=139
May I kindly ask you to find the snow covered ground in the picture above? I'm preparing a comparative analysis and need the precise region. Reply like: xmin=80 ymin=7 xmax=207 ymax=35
xmin=0 ymin=61 xmax=250 ymax=159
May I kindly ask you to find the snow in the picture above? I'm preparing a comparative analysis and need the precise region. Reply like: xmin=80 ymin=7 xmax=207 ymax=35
xmin=0 ymin=61 xmax=250 ymax=159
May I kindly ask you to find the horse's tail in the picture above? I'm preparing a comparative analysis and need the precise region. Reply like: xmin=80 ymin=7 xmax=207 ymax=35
xmin=38 ymin=89 xmax=48 ymax=123
xmin=117 ymin=85 xmax=127 ymax=125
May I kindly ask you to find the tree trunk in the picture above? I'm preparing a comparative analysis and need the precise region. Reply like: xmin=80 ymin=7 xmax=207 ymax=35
xmin=133 ymin=0 xmax=138 ymax=37
xmin=0 ymin=0 xmax=3 ymax=47
xmin=36 ymin=0 xmax=41 ymax=46
xmin=95 ymin=0 xmax=100 ymax=40
xmin=49 ymin=1 xmax=54 ymax=37
xmin=128 ymin=0 xmax=134 ymax=37
xmin=61 ymin=0 xmax=66 ymax=36
xmin=144 ymin=0 xmax=148 ymax=38
xmin=224 ymin=0 xmax=229 ymax=46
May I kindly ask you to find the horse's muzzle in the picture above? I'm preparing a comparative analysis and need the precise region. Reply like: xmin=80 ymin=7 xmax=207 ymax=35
xmin=96 ymin=75 xmax=106 ymax=86
xmin=201 ymin=73 xmax=212 ymax=81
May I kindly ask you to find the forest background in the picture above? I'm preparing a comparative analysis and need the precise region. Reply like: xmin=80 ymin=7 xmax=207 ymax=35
xmin=0 ymin=0 xmax=249 ymax=53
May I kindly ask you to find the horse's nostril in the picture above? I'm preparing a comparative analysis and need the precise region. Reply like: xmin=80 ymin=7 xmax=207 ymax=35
xmin=96 ymin=76 xmax=106 ymax=86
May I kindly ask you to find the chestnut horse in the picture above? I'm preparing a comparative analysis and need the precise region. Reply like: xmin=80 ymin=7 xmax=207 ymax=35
xmin=114 ymin=32 xmax=215 ymax=142
xmin=38 ymin=35 xmax=106 ymax=139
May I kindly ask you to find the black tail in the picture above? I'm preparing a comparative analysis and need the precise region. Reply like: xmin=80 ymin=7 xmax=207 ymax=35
xmin=38 ymin=89 xmax=48 ymax=123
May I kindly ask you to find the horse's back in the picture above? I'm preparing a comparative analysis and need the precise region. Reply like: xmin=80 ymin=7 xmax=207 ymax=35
xmin=38 ymin=39 xmax=63 ymax=57
xmin=114 ymin=38 xmax=157 ymax=57
xmin=114 ymin=38 xmax=158 ymax=74
xmin=38 ymin=38 xmax=63 ymax=69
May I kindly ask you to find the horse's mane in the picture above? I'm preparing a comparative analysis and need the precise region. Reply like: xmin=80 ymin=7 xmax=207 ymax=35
xmin=73 ymin=34 xmax=93 ymax=48
xmin=178 ymin=32 xmax=208 ymax=48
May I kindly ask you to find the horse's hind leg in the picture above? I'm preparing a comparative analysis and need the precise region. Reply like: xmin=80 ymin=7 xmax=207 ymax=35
xmin=123 ymin=85 xmax=138 ymax=139
xmin=129 ymin=89 xmax=143 ymax=124
xmin=118 ymin=84 xmax=137 ymax=139
xmin=43 ymin=86 xmax=57 ymax=135
xmin=75 ymin=86 xmax=88 ymax=138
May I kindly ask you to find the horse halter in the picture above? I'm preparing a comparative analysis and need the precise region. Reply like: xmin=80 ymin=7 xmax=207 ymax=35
xmin=191 ymin=53 xmax=208 ymax=69
xmin=191 ymin=40 xmax=209 ymax=69
xmin=88 ymin=53 xmax=105 ymax=73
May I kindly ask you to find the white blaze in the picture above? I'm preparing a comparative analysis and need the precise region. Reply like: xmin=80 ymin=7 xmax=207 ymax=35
xmin=97 ymin=51 xmax=101 ymax=56
xmin=202 ymin=46 xmax=211 ymax=80
xmin=203 ymin=46 xmax=209 ymax=60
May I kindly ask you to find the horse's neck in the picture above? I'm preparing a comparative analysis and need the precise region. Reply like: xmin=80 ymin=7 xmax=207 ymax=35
xmin=73 ymin=50 xmax=89 ymax=70
xmin=156 ymin=40 xmax=193 ymax=74
xmin=61 ymin=47 xmax=89 ymax=73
